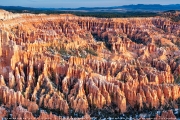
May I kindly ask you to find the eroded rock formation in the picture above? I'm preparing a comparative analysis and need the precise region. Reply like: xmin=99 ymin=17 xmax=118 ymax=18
xmin=0 ymin=9 xmax=179 ymax=119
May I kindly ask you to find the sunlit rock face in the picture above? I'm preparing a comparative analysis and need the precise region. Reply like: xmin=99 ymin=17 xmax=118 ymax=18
xmin=0 ymin=9 xmax=179 ymax=119
xmin=154 ymin=110 xmax=176 ymax=119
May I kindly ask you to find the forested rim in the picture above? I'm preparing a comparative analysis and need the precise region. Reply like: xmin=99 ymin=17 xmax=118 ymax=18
xmin=2 ymin=8 xmax=158 ymax=18
xmin=3 ymin=9 xmax=180 ymax=22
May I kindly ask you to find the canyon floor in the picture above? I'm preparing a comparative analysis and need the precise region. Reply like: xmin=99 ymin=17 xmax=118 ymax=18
xmin=0 ymin=10 xmax=179 ymax=119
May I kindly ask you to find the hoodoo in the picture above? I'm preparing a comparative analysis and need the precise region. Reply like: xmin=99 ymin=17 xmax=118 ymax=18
xmin=0 ymin=10 xmax=179 ymax=119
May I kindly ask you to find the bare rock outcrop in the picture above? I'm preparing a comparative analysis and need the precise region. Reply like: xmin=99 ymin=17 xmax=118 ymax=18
xmin=0 ymin=10 xmax=179 ymax=119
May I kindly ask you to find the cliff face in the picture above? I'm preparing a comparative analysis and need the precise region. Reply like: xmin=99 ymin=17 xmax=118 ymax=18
xmin=0 ymin=10 xmax=179 ymax=119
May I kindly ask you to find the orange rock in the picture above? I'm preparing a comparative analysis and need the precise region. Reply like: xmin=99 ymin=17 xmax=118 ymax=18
xmin=0 ymin=10 xmax=179 ymax=119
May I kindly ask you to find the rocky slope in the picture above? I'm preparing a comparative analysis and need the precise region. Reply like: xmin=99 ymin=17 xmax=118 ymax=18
xmin=0 ymin=10 xmax=179 ymax=119
xmin=161 ymin=10 xmax=180 ymax=23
